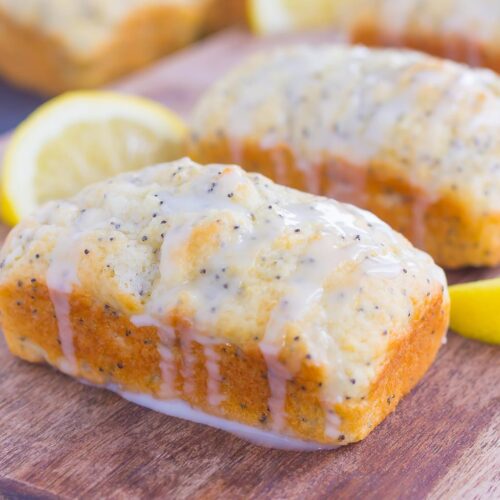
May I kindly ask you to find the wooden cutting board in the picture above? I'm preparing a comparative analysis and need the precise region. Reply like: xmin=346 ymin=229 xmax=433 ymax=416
xmin=0 ymin=29 xmax=499 ymax=500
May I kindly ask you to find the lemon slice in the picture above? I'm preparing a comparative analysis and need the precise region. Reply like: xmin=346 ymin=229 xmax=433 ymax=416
xmin=449 ymin=278 xmax=500 ymax=345
xmin=248 ymin=0 xmax=336 ymax=35
xmin=0 ymin=91 xmax=187 ymax=226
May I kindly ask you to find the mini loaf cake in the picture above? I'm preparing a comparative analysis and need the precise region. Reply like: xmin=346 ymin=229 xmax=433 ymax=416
xmin=331 ymin=0 xmax=500 ymax=73
xmin=189 ymin=45 xmax=500 ymax=268
xmin=203 ymin=0 xmax=246 ymax=33
xmin=0 ymin=0 xmax=209 ymax=93
xmin=0 ymin=158 xmax=449 ymax=449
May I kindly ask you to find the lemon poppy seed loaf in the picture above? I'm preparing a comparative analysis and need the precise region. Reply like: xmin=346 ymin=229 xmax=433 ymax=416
xmin=189 ymin=45 xmax=500 ymax=268
xmin=0 ymin=0 xmax=209 ymax=94
xmin=331 ymin=0 xmax=500 ymax=73
xmin=203 ymin=0 xmax=246 ymax=33
xmin=0 ymin=158 xmax=449 ymax=448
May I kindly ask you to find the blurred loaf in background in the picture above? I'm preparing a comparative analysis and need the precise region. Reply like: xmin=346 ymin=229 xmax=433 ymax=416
xmin=251 ymin=0 xmax=500 ymax=73
xmin=2 ymin=0 xmax=500 ymax=95
xmin=0 ymin=0 xmax=246 ymax=94
xmin=204 ymin=0 xmax=246 ymax=33
xmin=190 ymin=45 xmax=500 ymax=268
xmin=336 ymin=0 xmax=500 ymax=73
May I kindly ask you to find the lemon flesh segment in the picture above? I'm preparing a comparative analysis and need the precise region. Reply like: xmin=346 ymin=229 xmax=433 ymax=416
xmin=0 ymin=91 xmax=187 ymax=226
xmin=449 ymin=278 xmax=500 ymax=345
xmin=35 ymin=119 xmax=184 ymax=204
xmin=249 ymin=0 xmax=336 ymax=35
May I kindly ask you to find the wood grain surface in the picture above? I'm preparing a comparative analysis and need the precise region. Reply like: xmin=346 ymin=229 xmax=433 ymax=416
xmin=0 ymin=29 xmax=499 ymax=500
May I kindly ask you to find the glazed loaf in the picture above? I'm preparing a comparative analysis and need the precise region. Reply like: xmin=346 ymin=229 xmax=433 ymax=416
xmin=203 ymin=0 xmax=246 ymax=33
xmin=0 ymin=0 xmax=209 ymax=93
xmin=189 ymin=45 xmax=500 ymax=268
xmin=331 ymin=0 xmax=500 ymax=72
xmin=0 ymin=158 xmax=449 ymax=448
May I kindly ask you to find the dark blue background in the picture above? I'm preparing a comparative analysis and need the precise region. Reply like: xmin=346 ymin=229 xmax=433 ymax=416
xmin=0 ymin=78 xmax=46 ymax=134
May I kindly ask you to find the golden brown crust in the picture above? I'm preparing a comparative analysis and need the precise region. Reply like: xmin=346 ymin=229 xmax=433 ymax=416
xmin=0 ymin=272 xmax=448 ymax=445
xmin=351 ymin=23 xmax=500 ymax=74
xmin=202 ymin=0 xmax=246 ymax=33
xmin=336 ymin=291 xmax=448 ymax=441
xmin=189 ymin=138 xmax=500 ymax=268
xmin=0 ymin=4 xmax=205 ymax=94
xmin=0 ymin=10 xmax=67 ymax=94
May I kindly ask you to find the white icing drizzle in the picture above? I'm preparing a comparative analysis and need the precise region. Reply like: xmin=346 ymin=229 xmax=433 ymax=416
xmin=45 ymin=206 xmax=112 ymax=375
xmin=323 ymin=407 xmax=342 ymax=440
xmin=178 ymin=334 xmax=226 ymax=405
xmin=259 ymin=343 xmax=291 ymax=432
xmin=135 ymin=168 xmax=250 ymax=404
xmin=229 ymin=140 xmax=243 ymax=166
xmin=77 ymin=375 xmax=337 ymax=449
xmin=376 ymin=0 xmax=416 ymax=41
xmin=143 ymin=166 xmax=374 ymax=433
xmin=270 ymin=148 xmax=288 ymax=186
xmin=131 ymin=314 xmax=226 ymax=406
xmin=46 ymin=234 xmax=80 ymax=375
xmin=302 ymin=159 xmax=320 ymax=195
xmin=259 ymin=226 xmax=406 ymax=432
xmin=132 ymin=314 xmax=178 ymax=398
xmin=179 ymin=335 xmax=197 ymax=396
xmin=362 ymin=252 xmax=407 ymax=279
xmin=411 ymin=194 xmax=435 ymax=250
xmin=111 ymin=387 xmax=337 ymax=451
xmin=202 ymin=344 xmax=225 ymax=407
xmin=48 ymin=294 xmax=76 ymax=374
xmin=158 ymin=339 xmax=177 ymax=398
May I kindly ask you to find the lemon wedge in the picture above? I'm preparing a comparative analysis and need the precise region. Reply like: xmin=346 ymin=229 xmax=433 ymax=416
xmin=449 ymin=278 xmax=500 ymax=345
xmin=0 ymin=91 xmax=187 ymax=226
xmin=248 ymin=0 xmax=336 ymax=35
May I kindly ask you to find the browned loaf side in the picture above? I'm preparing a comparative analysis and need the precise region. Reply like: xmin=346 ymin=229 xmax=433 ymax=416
xmin=336 ymin=0 xmax=500 ymax=73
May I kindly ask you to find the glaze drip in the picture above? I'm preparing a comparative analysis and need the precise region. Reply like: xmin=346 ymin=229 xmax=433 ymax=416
xmin=114 ymin=387 xmax=338 ymax=451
